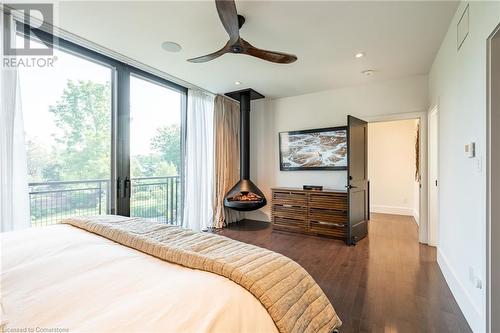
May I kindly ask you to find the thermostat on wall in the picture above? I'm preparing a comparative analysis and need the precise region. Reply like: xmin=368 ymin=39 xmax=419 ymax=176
xmin=465 ymin=142 xmax=475 ymax=158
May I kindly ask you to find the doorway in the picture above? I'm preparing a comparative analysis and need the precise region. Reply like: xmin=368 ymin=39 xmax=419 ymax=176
xmin=367 ymin=119 xmax=421 ymax=232
xmin=428 ymin=106 xmax=439 ymax=246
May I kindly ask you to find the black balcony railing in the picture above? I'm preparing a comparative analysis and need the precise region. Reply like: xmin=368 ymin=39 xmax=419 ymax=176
xmin=29 ymin=176 xmax=181 ymax=227
xmin=130 ymin=176 xmax=181 ymax=224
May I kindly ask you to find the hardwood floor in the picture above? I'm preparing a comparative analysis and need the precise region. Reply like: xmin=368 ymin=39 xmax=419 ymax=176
xmin=215 ymin=213 xmax=472 ymax=333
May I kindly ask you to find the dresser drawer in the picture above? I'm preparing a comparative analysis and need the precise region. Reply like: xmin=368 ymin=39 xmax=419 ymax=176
xmin=308 ymin=207 xmax=347 ymax=224
xmin=272 ymin=190 xmax=307 ymax=206
xmin=273 ymin=216 xmax=306 ymax=233
xmin=308 ymin=193 xmax=347 ymax=210
xmin=273 ymin=205 xmax=307 ymax=220
xmin=309 ymin=220 xmax=347 ymax=238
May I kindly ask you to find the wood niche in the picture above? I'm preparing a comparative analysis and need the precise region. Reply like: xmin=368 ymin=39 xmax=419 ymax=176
xmin=271 ymin=187 xmax=348 ymax=242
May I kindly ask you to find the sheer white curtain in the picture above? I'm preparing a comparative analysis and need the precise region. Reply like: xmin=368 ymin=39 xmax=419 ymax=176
xmin=0 ymin=13 xmax=31 ymax=232
xmin=183 ymin=89 xmax=215 ymax=231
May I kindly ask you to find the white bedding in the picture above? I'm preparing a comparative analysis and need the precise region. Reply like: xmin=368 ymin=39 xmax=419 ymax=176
xmin=0 ymin=224 xmax=278 ymax=333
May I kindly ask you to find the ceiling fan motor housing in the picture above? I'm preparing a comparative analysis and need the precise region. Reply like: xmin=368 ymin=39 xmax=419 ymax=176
xmin=232 ymin=45 xmax=242 ymax=53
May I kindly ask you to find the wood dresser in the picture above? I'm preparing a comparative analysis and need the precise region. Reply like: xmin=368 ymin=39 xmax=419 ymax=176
xmin=271 ymin=187 xmax=349 ymax=243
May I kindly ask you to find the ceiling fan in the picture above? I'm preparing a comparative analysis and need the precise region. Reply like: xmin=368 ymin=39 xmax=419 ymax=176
xmin=187 ymin=0 xmax=297 ymax=64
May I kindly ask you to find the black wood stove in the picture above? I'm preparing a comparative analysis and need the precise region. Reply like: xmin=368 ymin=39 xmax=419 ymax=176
xmin=223 ymin=89 xmax=267 ymax=211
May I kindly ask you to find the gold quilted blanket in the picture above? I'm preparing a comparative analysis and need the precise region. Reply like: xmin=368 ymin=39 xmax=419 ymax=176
xmin=62 ymin=215 xmax=342 ymax=333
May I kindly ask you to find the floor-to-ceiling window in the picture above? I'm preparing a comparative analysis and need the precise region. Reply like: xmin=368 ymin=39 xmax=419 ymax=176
xmin=130 ymin=75 xmax=182 ymax=223
xmin=19 ymin=38 xmax=113 ymax=226
xmin=17 ymin=26 xmax=186 ymax=226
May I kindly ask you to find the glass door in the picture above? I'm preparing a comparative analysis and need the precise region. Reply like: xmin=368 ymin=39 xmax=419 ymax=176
xmin=17 ymin=25 xmax=186 ymax=227
xmin=18 ymin=37 xmax=114 ymax=226
xmin=129 ymin=74 xmax=183 ymax=224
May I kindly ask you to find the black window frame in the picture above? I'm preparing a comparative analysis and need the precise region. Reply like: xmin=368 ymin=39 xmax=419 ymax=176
xmin=16 ymin=23 xmax=188 ymax=220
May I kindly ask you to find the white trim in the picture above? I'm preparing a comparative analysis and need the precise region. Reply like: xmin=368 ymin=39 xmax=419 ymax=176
xmin=364 ymin=111 xmax=429 ymax=244
xmin=370 ymin=205 xmax=413 ymax=216
xmin=413 ymin=208 xmax=420 ymax=225
xmin=362 ymin=111 xmax=426 ymax=123
xmin=486 ymin=22 xmax=500 ymax=333
xmin=437 ymin=249 xmax=483 ymax=333
xmin=428 ymin=105 xmax=439 ymax=247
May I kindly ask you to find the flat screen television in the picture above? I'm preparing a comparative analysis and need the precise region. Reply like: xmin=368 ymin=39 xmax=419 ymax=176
xmin=279 ymin=126 xmax=347 ymax=171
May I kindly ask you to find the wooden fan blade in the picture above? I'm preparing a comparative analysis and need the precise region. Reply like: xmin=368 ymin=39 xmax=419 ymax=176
xmin=187 ymin=42 xmax=231 ymax=63
xmin=240 ymin=39 xmax=297 ymax=64
xmin=215 ymin=0 xmax=240 ymax=44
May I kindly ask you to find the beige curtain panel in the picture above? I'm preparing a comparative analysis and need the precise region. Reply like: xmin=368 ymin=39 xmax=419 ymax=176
xmin=213 ymin=95 xmax=244 ymax=228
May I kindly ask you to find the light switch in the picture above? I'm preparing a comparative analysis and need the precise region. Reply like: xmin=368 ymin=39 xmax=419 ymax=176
xmin=464 ymin=142 xmax=475 ymax=158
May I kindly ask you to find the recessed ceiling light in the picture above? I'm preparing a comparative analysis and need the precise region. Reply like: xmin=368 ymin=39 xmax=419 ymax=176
xmin=235 ymin=81 xmax=242 ymax=85
xmin=361 ymin=69 xmax=375 ymax=76
xmin=161 ymin=41 xmax=182 ymax=53
xmin=355 ymin=52 xmax=365 ymax=59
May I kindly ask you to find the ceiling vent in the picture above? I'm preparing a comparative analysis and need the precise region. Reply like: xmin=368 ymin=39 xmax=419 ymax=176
xmin=457 ymin=4 xmax=469 ymax=51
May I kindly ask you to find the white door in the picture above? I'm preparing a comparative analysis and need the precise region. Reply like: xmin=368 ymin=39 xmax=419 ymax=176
xmin=428 ymin=107 xmax=439 ymax=246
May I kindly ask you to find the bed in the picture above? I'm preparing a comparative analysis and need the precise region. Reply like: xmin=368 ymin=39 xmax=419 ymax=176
xmin=1 ymin=216 xmax=341 ymax=333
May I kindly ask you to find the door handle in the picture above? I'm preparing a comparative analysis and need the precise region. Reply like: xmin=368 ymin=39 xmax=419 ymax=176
xmin=118 ymin=177 xmax=130 ymax=198
xmin=345 ymin=184 xmax=357 ymax=189
xmin=124 ymin=177 xmax=131 ymax=198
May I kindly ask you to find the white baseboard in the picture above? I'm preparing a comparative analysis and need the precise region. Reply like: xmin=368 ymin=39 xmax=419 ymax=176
xmin=413 ymin=209 xmax=420 ymax=225
xmin=371 ymin=205 xmax=413 ymax=216
xmin=437 ymin=249 xmax=484 ymax=332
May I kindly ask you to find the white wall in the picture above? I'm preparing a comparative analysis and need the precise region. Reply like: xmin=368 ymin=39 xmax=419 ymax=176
xmin=247 ymin=75 xmax=429 ymax=221
xmin=429 ymin=2 xmax=500 ymax=332
xmin=367 ymin=119 xmax=419 ymax=220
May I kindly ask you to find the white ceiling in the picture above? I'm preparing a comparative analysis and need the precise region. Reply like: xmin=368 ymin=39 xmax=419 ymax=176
xmin=57 ymin=1 xmax=458 ymax=98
